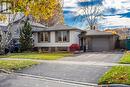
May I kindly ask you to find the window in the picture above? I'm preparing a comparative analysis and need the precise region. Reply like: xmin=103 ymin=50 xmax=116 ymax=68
xmin=38 ymin=32 xmax=50 ymax=43
xmin=44 ymin=32 xmax=50 ymax=42
xmin=63 ymin=31 xmax=69 ymax=42
xmin=0 ymin=35 xmax=2 ymax=42
xmin=0 ymin=1 xmax=12 ymax=14
xmin=57 ymin=31 xmax=62 ymax=42
xmin=56 ymin=31 xmax=69 ymax=42
xmin=38 ymin=32 xmax=43 ymax=42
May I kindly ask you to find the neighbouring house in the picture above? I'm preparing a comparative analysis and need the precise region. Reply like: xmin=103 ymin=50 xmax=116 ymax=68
xmin=0 ymin=19 xmax=46 ymax=52
xmin=11 ymin=20 xmax=46 ymax=44
xmin=0 ymin=20 xmax=46 ymax=44
xmin=105 ymin=28 xmax=130 ymax=40
xmin=80 ymin=30 xmax=118 ymax=52
xmin=105 ymin=28 xmax=130 ymax=49
xmin=127 ymin=28 xmax=130 ymax=39
xmin=32 ymin=24 xmax=82 ymax=52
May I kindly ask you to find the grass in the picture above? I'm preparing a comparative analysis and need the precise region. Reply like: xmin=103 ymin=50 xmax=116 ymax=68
xmin=0 ymin=52 xmax=72 ymax=60
xmin=0 ymin=60 xmax=38 ymax=71
xmin=98 ymin=66 xmax=130 ymax=85
xmin=119 ymin=51 xmax=130 ymax=64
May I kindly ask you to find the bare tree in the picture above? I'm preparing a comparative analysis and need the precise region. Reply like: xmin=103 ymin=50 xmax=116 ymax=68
xmin=0 ymin=28 xmax=10 ymax=54
xmin=74 ymin=0 xmax=104 ymax=30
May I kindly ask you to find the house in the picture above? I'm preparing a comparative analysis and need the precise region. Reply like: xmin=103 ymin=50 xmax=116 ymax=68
xmin=0 ymin=20 xmax=46 ymax=42
xmin=32 ymin=24 xmax=82 ymax=52
xmin=105 ymin=28 xmax=130 ymax=40
xmin=0 ymin=22 xmax=118 ymax=52
xmin=0 ymin=12 xmax=118 ymax=52
xmin=0 ymin=20 xmax=119 ymax=52
xmin=127 ymin=28 xmax=130 ymax=39
xmin=0 ymin=19 xmax=47 ymax=53
xmin=80 ymin=30 xmax=118 ymax=52
xmin=105 ymin=28 xmax=130 ymax=49
xmin=10 ymin=20 xmax=46 ymax=44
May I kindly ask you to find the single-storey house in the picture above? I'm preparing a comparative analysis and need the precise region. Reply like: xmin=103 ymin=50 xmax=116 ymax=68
xmin=80 ymin=30 xmax=118 ymax=52
xmin=32 ymin=24 xmax=82 ymax=52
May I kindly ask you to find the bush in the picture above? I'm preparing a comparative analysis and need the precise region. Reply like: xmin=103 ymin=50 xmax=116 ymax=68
xmin=69 ymin=44 xmax=80 ymax=52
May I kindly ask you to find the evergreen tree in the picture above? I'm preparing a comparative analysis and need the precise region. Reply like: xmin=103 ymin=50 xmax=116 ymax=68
xmin=20 ymin=19 xmax=32 ymax=52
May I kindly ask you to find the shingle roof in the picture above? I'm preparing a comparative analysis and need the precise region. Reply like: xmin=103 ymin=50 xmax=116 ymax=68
xmin=86 ymin=30 xmax=114 ymax=36
xmin=29 ymin=21 xmax=46 ymax=28
xmin=32 ymin=24 xmax=82 ymax=32
xmin=32 ymin=26 xmax=47 ymax=32
xmin=0 ymin=26 xmax=8 ymax=32
xmin=48 ymin=24 xmax=80 ymax=30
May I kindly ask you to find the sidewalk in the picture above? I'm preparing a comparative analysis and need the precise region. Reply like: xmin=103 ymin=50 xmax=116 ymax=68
xmin=0 ymin=58 xmax=130 ymax=67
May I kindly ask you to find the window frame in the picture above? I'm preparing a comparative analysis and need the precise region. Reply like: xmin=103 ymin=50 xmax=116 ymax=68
xmin=0 ymin=1 xmax=12 ymax=14
xmin=38 ymin=32 xmax=50 ymax=43
xmin=55 ymin=30 xmax=70 ymax=43
xmin=0 ymin=34 xmax=2 ymax=42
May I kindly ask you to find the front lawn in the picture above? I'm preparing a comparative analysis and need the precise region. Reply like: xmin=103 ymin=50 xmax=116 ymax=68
xmin=119 ymin=52 xmax=130 ymax=64
xmin=0 ymin=52 xmax=72 ymax=60
xmin=0 ymin=60 xmax=38 ymax=71
xmin=98 ymin=66 xmax=130 ymax=85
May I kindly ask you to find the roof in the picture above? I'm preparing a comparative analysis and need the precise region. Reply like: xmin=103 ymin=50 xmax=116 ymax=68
xmin=11 ymin=19 xmax=46 ymax=28
xmin=32 ymin=24 xmax=82 ymax=32
xmin=86 ymin=30 xmax=115 ymax=36
xmin=0 ymin=26 xmax=8 ymax=32
xmin=32 ymin=26 xmax=47 ymax=32
xmin=105 ymin=28 xmax=129 ymax=33
xmin=48 ymin=24 xmax=80 ymax=30
xmin=29 ymin=21 xmax=45 ymax=28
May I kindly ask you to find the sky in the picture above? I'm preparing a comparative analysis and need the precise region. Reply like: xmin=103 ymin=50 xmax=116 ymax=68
xmin=63 ymin=0 xmax=130 ymax=30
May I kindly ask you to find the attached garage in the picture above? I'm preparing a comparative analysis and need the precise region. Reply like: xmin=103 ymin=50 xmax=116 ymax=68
xmin=91 ymin=37 xmax=110 ymax=51
xmin=84 ymin=30 xmax=118 ymax=52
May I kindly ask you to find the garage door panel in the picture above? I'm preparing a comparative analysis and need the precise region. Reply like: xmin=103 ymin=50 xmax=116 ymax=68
xmin=92 ymin=37 xmax=110 ymax=51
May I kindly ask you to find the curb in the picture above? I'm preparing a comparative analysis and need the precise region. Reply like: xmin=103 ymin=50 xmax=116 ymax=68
xmin=15 ymin=73 xmax=98 ymax=87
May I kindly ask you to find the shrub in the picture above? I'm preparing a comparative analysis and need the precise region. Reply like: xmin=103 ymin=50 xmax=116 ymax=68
xmin=69 ymin=44 xmax=80 ymax=52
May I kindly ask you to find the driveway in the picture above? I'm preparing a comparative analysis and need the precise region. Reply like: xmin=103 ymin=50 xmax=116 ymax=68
xmin=16 ymin=52 xmax=123 ymax=86
xmin=0 ymin=52 xmax=123 ymax=87
xmin=17 ymin=63 xmax=110 ymax=84
xmin=60 ymin=52 xmax=123 ymax=63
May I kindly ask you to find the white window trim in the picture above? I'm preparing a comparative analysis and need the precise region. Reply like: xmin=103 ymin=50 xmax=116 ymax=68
xmin=56 ymin=31 xmax=69 ymax=43
xmin=38 ymin=32 xmax=50 ymax=43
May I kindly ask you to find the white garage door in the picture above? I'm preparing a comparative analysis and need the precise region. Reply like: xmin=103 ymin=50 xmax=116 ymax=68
xmin=92 ymin=37 xmax=110 ymax=51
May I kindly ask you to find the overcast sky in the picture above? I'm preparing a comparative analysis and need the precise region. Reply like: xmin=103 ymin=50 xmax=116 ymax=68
xmin=63 ymin=0 xmax=130 ymax=30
